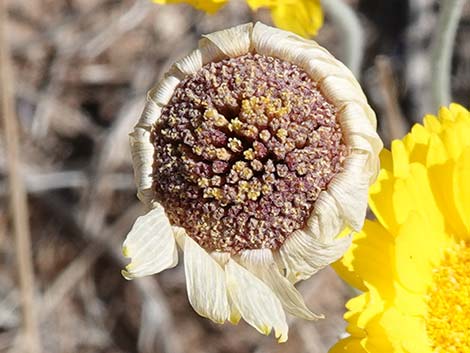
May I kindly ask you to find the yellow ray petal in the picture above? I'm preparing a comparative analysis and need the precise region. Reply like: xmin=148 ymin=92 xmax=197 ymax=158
xmin=392 ymin=163 xmax=445 ymax=230
xmin=334 ymin=220 xmax=394 ymax=295
xmin=394 ymin=212 xmax=449 ymax=293
xmin=152 ymin=0 xmax=227 ymax=14
xmin=270 ymin=0 xmax=323 ymax=38
xmin=329 ymin=336 xmax=367 ymax=353
xmin=453 ymin=147 xmax=470 ymax=236
xmin=369 ymin=169 xmax=400 ymax=234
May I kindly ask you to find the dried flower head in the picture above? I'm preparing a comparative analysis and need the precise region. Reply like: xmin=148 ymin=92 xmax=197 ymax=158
xmin=122 ymin=23 xmax=382 ymax=342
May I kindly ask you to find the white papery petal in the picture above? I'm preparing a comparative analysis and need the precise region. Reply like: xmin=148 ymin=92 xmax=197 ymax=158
xmin=172 ymin=226 xmax=186 ymax=249
xmin=252 ymin=21 xmax=359 ymax=94
xmin=135 ymin=99 xmax=162 ymax=129
xmin=280 ymin=230 xmax=352 ymax=283
xmin=174 ymin=49 xmax=203 ymax=76
xmin=122 ymin=206 xmax=177 ymax=279
xmin=309 ymin=191 xmax=344 ymax=242
xmin=129 ymin=127 xmax=154 ymax=206
xmin=304 ymin=57 xmax=359 ymax=88
xmin=201 ymin=23 xmax=253 ymax=59
xmin=225 ymin=258 xmax=288 ymax=342
xmin=339 ymin=102 xmax=382 ymax=179
xmin=198 ymin=37 xmax=226 ymax=65
xmin=328 ymin=153 xmax=369 ymax=230
xmin=184 ymin=236 xmax=229 ymax=324
xmin=252 ymin=22 xmax=325 ymax=67
xmin=240 ymin=249 xmax=322 ymax=320
xmin=227 ymin=295 xmax=242 ymax=324
xmin=320 ymin=76 xmax=368 ymax=108
xmin=339 ymin=103 xmax=381 ymax=152
xmin=147 ymin=74 xmax=180 ymax=106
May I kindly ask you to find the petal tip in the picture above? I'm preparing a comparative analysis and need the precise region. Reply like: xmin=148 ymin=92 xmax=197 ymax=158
xmin=121 ymin=269 xmax=133 ymax=281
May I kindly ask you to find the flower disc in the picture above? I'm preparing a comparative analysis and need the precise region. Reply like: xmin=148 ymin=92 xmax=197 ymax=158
xmin=152 ymin=53 xmax=348 ymax=253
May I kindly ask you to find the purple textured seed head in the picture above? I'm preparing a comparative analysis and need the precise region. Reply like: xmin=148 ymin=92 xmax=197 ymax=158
xmin=151 ymin=53 xmax=349 ymax=254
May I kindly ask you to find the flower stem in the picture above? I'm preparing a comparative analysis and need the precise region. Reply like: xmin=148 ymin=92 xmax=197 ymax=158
xmin=321 ymin=0 xmax=364 ymax=77
xmin=431 ymin=0 xmax=465 ymax=109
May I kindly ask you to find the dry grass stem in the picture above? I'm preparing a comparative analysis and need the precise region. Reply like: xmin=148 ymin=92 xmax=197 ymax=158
xmin=0 ymin=2 xmax=41 ymax=353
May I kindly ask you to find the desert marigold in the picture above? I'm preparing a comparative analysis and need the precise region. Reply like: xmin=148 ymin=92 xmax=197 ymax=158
xmin=152 ymin=0 xmax=323 ymax=37
xmin=122 ymin=22 xmax=381 ymax=342
xmin=331 ymin=103 xmax=470 ymax=352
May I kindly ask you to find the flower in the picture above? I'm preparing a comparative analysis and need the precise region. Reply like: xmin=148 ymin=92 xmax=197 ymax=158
xmin=123 ymin=22 xmax=381 ymax=342
xmin=152 ymin=0 xmax=324 ymax=37
xmin=331 ymin=104 xmax=470 ymax=353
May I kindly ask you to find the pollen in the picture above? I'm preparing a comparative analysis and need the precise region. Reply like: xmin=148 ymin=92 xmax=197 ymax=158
xmin=151 ymin=53 xmax=349 ymax=254
xmin=425 ymin=240 xmax=470 ymax=353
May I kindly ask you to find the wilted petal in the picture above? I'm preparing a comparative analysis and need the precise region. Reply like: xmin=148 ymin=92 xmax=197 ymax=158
xmin=308 ymin=191 xmax=344 ymax=241
xmin=252 ymin=22 xmax=309 ymax=65
xmin=147 ymin=74 xmax=180 ymax=106
xmin=225 ymin=258 xmax=288 ymax=342
xmin=184 ymin=236 xmax=230 ymax=324
xmin=305 ymin=57 xmax=360 ymax=90
xmin=280 ymin=229 xmax=352 ymax=283
xmin=339 ymin=102 xmax=382 ymax=154
xmin=122 ymin=206 xmax=177 ymax=279
xmin=241 ymin=249 xmax=323 ymax=320
xmin=173 ymin=49 xmax=203 ymax=76
xmin=129 ymin=127 xmax=154 ymax=206
xmin=339 ymin=102 xmax=382 ymax=184
xmin=203 ymin=23 xmax=253 ymax=58
xmin=328 ymin=153 xmax=370 ymax=231
xmin=136 ymin=98 xmax=162 ymax=129
xmin=172 ymin=225 xmax=187 ymax=249
xmin=320 ymin=75 xmax=368 ymax=109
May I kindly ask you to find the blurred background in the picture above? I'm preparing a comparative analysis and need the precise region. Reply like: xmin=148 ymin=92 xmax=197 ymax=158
xmin=0 ymin=0 xmax=469 ymax=352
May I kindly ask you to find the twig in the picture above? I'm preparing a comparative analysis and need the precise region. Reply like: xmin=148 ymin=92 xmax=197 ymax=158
xmin=321 ymin=0 xmax=364 ymax=77
xmin=0 ymin=2 xmax=41 ymax=352
xmin=82 ymin=0 xmax=152 ymax=59
xmin=0 ymin=171 xmax=134 ymax=194
xmin=431 ymin=0 xmax=466 ymax=109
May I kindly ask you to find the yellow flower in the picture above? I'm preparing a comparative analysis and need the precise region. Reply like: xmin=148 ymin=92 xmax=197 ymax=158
xmin=331 ymin=103 xmax=470 ymax=353
xmin=152 ymin=0 xmax=323 ymax=37
xmin=122 ymin=23 xmax=381 ymax=342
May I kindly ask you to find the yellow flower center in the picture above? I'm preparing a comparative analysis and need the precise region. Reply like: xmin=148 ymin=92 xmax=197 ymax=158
xmin=426 ymin=240 xmax=470 ymax=353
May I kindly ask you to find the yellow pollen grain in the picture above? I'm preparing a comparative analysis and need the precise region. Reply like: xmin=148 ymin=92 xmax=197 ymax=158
xmin=229 ymin=118 xmax=242 ymax=131
xmin=198 ymin=177 xmax=210 ymax=187
xmin=216 ymin=148 xmax=231 ymax=161
xmin=259 ymin=130 xmax=270 ymax=142
xmin=192 ymin=145 xmax=203 ymax=155
xmin=244 ymin=149 xmax=255 ymax=160
xmin=240 ymin=167 xmax=253 ymax=180
xmin=247 ymin=189 xmax=260 ymax=201
xmin=276 ymin=128 xmax=288 ymax=141
xmin=425 ymin=240 xmax=470 ymax=353
xmin=228 ymin=138 xmax=243 ymax=152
